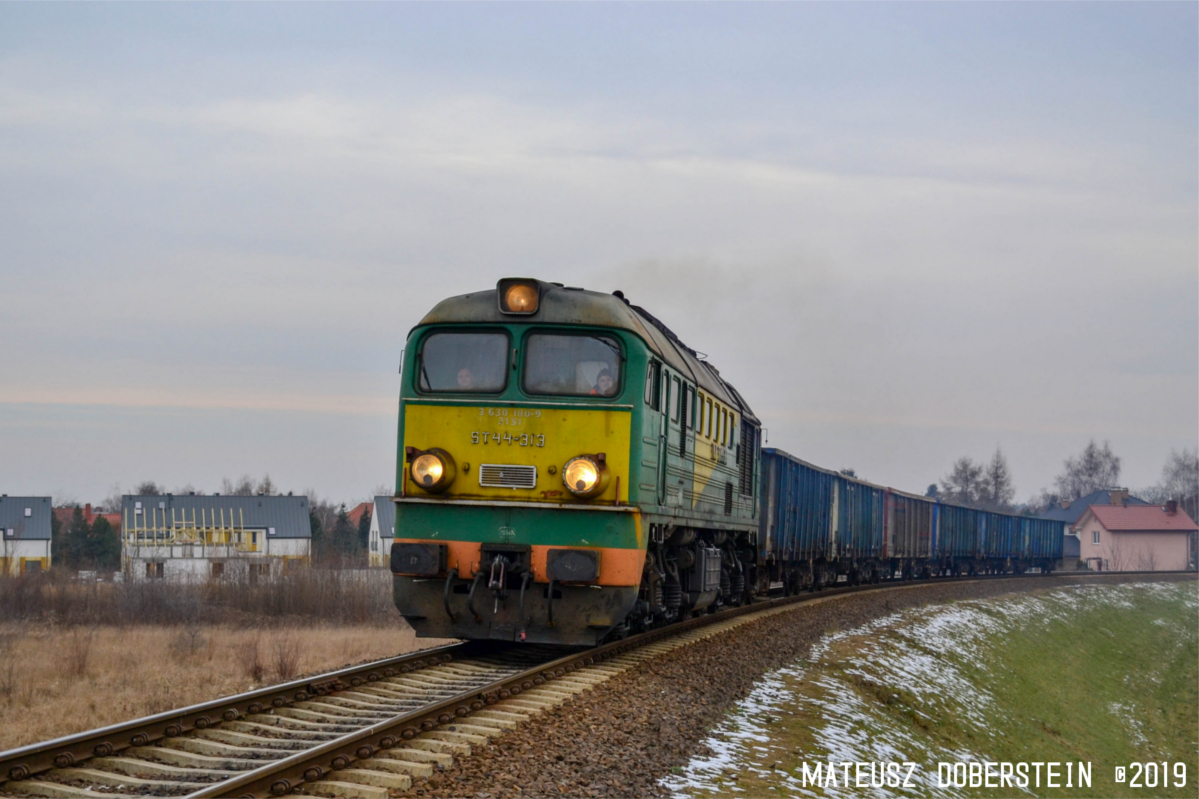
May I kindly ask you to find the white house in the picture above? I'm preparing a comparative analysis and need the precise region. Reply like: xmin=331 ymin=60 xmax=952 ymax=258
xmin=368 ymin=495 xmax=395 ymax=568
xmin=0 ymin=496 xmax=52 ymax=574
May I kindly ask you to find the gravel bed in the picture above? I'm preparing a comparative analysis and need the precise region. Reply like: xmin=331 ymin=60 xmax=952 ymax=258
xmin=405 ymin=573 xmax=1193 ymax=799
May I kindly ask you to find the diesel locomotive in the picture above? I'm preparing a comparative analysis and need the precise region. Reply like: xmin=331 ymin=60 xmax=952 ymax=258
xmin=389 ymin=279 xmax=1063 ymax=646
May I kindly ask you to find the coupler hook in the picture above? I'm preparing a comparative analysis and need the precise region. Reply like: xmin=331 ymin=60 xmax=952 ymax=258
xmin=489 ymin=556 xmax=509 ymax=614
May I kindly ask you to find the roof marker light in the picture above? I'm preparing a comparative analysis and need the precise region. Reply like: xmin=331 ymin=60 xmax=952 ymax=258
xmin=498 ymin=278 xmax=540 ymax=315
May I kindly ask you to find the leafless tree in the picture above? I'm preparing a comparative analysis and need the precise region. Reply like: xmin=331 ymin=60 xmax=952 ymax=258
xmin=221 ymin=475 xmax=255 ymax=495
xmin=979 ymin=448 xmax=1016 ymax=511
xmin=133 ymin=481 xmax=162 ymax=496
xmin=1160 ymin=448 xmax=1198 ymax=520
xmin=941 ymin=457 xmax=984 ymax=506
xmin=305 ymin=489 xmax=338 ymax=535
xmin=1136 ymin=548 xmax=1159 ymax=572
xmin=219 ymin=474 xmax=276 ymax=496
xmin=1136 ymin=484 xmax=1169 ymax=504
xmin=99 ymin=484 xmax=124 ymax=513
xmin=1107 ymin=535 xmax=1130 ymax=571
xmin=1053 ymin=440 xmax=1121 ymax=503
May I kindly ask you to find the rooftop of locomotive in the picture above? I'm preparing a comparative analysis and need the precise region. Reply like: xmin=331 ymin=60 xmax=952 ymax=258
xmin=417 ymin=279 xmax=758 ymax=423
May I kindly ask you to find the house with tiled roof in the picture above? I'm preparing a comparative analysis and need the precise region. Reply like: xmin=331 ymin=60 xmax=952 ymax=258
xmin=1038 ymin=489 xmax=1150 ymax=560
xmin=347 ymin=501 xmax=372 ymax=529
xmin=1073 ymin=500 xmax=1197 ymax=571
xmin=53 ymin=503 xmax=122 ymax=535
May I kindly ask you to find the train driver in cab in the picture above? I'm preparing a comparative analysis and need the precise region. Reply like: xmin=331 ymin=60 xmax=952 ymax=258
xmin=591 ymin=368 xmax=616 ymax=397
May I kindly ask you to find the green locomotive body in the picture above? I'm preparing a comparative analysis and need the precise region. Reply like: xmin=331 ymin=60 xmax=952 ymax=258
xmin=390 ymin=279 xmax=762 ymax=645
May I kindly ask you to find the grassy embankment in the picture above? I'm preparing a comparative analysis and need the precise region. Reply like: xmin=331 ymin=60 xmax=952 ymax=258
xmin=684 ymin=580 xmax=1197 ymax=799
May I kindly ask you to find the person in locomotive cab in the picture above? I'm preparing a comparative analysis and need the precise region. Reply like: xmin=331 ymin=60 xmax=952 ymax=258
xmin=457 ymin=367 xmax=475 ymax=389
xmin=591 ymin=368 xmax=616 ymax=397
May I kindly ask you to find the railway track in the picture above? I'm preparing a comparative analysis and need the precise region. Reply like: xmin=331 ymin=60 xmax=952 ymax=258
xmin=1 ymin=570 xmax=1189 ymax=798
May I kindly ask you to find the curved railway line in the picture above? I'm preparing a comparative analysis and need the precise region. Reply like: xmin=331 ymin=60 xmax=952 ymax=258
xmin=0 ymin=571 xmax=1190 ymax=799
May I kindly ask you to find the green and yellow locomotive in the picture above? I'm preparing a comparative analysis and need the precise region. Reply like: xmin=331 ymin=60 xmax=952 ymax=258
xmin=390 ymin=279 xmax=763 ymax=645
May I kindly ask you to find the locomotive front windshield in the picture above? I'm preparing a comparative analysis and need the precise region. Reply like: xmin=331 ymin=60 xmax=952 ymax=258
xmin=418 ymin=331 xmax=509 ymax=393
xmin=523 ymin=333 xmax=622 ymax=397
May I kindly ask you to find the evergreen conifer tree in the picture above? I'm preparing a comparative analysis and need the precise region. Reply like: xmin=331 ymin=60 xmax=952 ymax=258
xmin=357 ymin=507 xmax=371 ymax=552
xmin=332 ymin=505 xmax=356 ymax=557
xmin=66 ymin=506 xmax=91 ymax=570
xmin=88 ymin=516 xmax=121 ymax=572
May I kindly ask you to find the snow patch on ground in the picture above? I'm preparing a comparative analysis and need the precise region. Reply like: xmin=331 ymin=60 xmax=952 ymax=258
xmin=661 ymin=582 xmax=1195 ymax=799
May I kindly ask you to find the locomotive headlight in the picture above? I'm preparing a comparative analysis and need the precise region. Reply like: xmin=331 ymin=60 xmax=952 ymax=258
xmin=497 ymin=278 xmax=540 ymax=314
xmin=562 ymin=455 xmax=610 ymax=499
xmin=410 ymin=448 xmax=456 ymax=493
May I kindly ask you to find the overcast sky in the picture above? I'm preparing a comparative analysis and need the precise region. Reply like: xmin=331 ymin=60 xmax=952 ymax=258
xmin=2 ymin=3 xmax=1195 ymax=506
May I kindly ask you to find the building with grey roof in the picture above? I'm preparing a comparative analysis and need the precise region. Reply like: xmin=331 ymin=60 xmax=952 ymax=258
xmin=1036 ymin=488 xmax=1150 ymax=525
xmin=122 ymin=494 xmax=310 ymax=581
xmin=368 ymin=496 xmax=396 ymax=568
xmin=0 ymin=496 xmax=52 ymax=574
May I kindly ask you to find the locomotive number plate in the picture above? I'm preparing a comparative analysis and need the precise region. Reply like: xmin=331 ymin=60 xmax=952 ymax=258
xmin=471 ymin=407 xmax=546 ymax=446
xmin=470 ymin=431 xmax=546 ymax=447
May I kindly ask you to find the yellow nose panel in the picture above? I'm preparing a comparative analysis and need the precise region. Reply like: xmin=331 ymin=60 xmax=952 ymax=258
xmin=403 ymin=403 xmax=632 ymax=504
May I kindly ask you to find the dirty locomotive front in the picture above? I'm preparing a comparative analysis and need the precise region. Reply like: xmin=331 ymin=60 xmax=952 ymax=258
xmin=390 ymin=279 xmax=1064 ymax=647
xmin=390 ymin=279 xmax=761 ymax=645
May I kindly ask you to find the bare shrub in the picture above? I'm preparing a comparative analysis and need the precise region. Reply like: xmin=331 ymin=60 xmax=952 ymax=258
xmin=236 ymin=634 xmax=265 ymax=683
xmin=63 ymin=629 xmax=93 ymax=678
xmin=0 ymin=568 xmax=394 ymax=628
xmin=271 ymin=635 xmax=302 ymax=682
xmin=169 ymin=625 xmax=208 ymax=660
xmin=0 ymin=633 xmax=16 ymax=703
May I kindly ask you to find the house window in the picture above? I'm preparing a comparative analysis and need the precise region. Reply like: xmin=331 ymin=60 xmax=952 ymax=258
xmin=1092 ymin=530 xmax=1101 ymax=545
xmin=211 ymin=562 xmax=225 ymax=577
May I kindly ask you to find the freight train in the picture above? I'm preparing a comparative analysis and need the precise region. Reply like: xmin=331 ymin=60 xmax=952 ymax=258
xmin=389 ymin=279 xmax=1064 ymax=646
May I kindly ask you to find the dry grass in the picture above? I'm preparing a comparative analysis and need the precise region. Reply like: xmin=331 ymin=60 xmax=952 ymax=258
xmin=0 ymin=622 xmax=455 ymax=752
xmin=0 ymin=568 xmax=396 ymax=627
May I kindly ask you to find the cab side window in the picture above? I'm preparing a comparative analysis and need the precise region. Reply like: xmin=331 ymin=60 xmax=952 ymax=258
xmin=645 ymin=361 xmax=661 ymax=409
xmin=671 ymin=377 xmax=681 ymax=422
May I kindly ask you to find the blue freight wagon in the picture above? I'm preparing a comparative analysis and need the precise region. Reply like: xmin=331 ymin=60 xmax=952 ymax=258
xmin=758 ymin=448 xmax=1064 ymax=592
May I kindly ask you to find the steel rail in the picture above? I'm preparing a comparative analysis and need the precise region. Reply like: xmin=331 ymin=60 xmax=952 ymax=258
xmin=3 ymin=569 xmax=1191 ymax=797
xmin=185 ymin=570 xmax=1165 ymax=798
xmin=0 ymin=640 xmax=472 ymax=783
